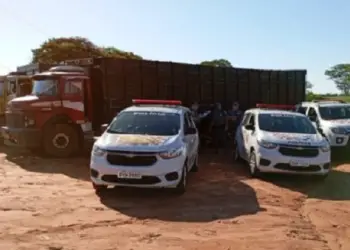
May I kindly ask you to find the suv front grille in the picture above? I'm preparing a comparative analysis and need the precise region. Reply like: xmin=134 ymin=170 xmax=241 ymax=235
xmin=106 ymin=150 xmax=158 ymax=166
xmin=278 ymin=145 xmax=319 ymax=158
xmin=6 ymin=112 xmax=25 ymax=128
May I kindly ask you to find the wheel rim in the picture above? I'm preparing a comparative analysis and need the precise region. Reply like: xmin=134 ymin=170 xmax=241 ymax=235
xmin=53 ymin=133 xmax=70 ymax=149
xmin=249 ymin=153 xmax=256 ymax=175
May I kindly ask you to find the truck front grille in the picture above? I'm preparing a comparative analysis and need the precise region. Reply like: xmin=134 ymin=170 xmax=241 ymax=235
xmin=5 ymin=112 xmax=25 ymax=128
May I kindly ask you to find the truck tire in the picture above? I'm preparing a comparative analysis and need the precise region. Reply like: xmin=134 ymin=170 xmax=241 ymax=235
xmin=43 ymin=124 xmax=79 ymax=158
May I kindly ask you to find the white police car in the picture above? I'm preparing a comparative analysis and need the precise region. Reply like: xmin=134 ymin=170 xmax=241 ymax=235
xmin=234 ymin=104 xmax=331 ymax=178
xmin=296 ymin=101 xmax=350 ymax=147
xmin=90 ymin=99 xmax=199 ymax=194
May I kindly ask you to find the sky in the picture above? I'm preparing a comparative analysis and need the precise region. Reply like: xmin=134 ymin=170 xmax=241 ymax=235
xmin=0 ymin=0 xmax=349 ymax=94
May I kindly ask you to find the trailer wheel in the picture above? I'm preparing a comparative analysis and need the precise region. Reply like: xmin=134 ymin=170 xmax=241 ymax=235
xmin=43 ymin=124 xmax=79 ymax=158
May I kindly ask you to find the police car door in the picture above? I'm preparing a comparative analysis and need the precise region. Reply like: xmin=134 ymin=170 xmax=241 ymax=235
xmin=183 ymin=112 xmax=196 ymax=166
xmin=306 ymin=107 xmax=318 ymax=128
xmin=238 ymin=112 xmax=252 ymax=160
xmin=242 ymin=113 xmax=256 ymax=159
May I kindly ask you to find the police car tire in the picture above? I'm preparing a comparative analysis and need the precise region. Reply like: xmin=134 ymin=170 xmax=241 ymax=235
xmin=43 ymin=124 xmax=79 ymax=158
xmin=174 ymin=165 xmax=187 ymax=195
xmin=249 ymin=151 xmax=261 ymax=178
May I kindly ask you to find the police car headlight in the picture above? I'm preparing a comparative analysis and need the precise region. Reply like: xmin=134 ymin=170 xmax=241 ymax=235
xmin=330 ymin=127 xmax=347 ymax=135
xmin=92 ymin=145 xmax=106 ymax=157
xmin=159 ymin=146 xmax=184 ymax=159
xmin=320 ymin=144 xmax=330 ymax=152
xmin=258 ymin=140 xmax=277 ymax=149
xmin=320 ymin=141 xmax=330 ymax=152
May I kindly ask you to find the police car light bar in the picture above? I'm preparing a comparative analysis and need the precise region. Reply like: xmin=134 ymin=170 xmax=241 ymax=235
xmin=256 ymin=103 xmax=295 ymax=110
xmin=132 ymin=99 xmax=182 ymax=105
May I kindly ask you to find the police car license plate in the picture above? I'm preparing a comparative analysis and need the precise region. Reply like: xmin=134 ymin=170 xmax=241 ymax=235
xmin=117 ymin=171 xmax=142 ymax=179
xmin=290 ymin=160 xmax=309 ymax=167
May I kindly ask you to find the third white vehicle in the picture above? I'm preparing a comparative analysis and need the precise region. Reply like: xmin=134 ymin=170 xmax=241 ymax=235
xmin=296 ymin=101 xmax=350 ymax=148
xmin=234 ymin=104 xmax=331 ymax=178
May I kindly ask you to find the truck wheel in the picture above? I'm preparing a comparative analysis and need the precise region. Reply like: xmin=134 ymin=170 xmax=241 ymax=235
xmin=43 ymin=124 xmax=79 ymax=158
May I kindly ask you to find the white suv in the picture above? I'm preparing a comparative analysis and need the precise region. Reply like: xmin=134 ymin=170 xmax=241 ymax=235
xmin=90 ymin=100 xmax=199 ymax=195
xmin=234 ymin=108 xmax=331 ymax=178
xmin=296 ymin=101 xmax=350 ymax=148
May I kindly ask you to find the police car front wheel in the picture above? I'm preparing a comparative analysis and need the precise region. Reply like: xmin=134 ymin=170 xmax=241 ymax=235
xmin=173 ymin=164 xmax=188 ymax=195
xmin=249 ymin=151 xmax=261 ymax=178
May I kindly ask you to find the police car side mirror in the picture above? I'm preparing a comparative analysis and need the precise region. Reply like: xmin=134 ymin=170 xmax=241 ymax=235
xmin=185 ymin=127 xmax=196 ymax=135
xmin=245 ymin=124 xmax=255 ymax=131
xmin=101 ymin=124 xmax=108 ymax=133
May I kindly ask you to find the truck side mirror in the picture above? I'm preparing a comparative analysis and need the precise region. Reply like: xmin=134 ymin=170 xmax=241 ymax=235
xmin=101 ymin=124 xmax=108 ymax=133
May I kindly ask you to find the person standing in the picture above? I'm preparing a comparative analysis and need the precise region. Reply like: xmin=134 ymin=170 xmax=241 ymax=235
xmin=227 ymin=102 xmax=242 ymax=137
xmin=209 ymin=102 xmax=228 ymax=153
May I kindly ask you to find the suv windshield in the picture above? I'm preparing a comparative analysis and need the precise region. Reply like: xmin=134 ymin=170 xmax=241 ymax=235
xmin=319 ymin=106 xmax=350 ymax=120
xmin=107 ymin=111 xmax=181 ymax=136
xmin=32 ymin=79 xmax=58 ymax=96
xmin=258 ymin=113 xmax=316 ymax=134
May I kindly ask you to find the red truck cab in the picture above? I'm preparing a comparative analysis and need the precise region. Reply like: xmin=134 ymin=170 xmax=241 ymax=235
xmin=2 ymin=65 xmax=93 ymax=157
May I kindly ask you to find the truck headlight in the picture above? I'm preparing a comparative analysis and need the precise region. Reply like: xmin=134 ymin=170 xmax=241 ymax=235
xmin=159 ymin=146 xmax=184 ymax=159
xmin=24 ymin=116 xmax=35 ymax=127
xmin=258 ymin=140 xmax=277 ymax=149
xmin=92 ymin=145 xmax=106 ymax=157
xmin=330 ymin=127 xmax=347 ymax=135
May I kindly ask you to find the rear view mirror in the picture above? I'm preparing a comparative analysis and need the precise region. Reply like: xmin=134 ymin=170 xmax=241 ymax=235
xmin=101 ymin=124 xmax=108 ymax=133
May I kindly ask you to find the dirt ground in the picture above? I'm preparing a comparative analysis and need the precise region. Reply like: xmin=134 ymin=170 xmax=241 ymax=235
xmin=0 ymin=147 xmax=349 ymax=250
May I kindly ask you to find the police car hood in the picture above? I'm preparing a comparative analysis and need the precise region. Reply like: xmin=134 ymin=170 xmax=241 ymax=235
xmin=99 ymin=133 xmax=180 ymax=151
xmin=260 ymin=132 xmax=324 ymax=146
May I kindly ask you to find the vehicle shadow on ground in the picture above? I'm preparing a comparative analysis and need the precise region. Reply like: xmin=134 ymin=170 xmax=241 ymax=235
xmin=1 ymin=146 xmax=90 ymax=181
xmin=262 ymin=168 xmax=350 ymax=201
xmin=100 ymin=151 xmax=265 ymax=223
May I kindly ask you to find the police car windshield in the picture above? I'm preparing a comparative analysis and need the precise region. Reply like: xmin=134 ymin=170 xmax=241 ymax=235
xmin=107 ymin=111 xmax=181 ymax=136
xmin=319 ymin=106 xmax=350 ymax=120
xmin=258 ymin=113 xmax=316 ymax=134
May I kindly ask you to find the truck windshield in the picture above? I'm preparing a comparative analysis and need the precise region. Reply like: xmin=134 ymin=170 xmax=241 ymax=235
xmin=32 ymin=79 xmax=58 ymax=96
xmin=319 ymin=106 xmax=350 ymax=120
xmin=107 ymin=111 xmax=181 ymax=136
xmin=258 ymin=113 xmax=316 ymax=134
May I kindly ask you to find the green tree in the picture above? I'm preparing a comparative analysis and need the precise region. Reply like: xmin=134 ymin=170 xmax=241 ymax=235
xmin=200 ymin=59 xmax=232 ymax=67
xmin=31 ymin=37 xmax=142 ymax=64
xmin=325 ymin=64 xmax=350 ymax=95
xmin=101 ymin=47 xmax=142 ymax=59
xmin=306 ymin=81 xmax=313 ymax=92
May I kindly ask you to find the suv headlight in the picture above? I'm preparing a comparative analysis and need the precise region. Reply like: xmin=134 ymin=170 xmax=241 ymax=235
xmin=92 ymin=145 xmax=106 ymax=157
xmin=258 ymin=140 xmax=277 ymax=149
xmin=330 ymin=127 xmax=347 ymax=135
xmin=159 ymin=146 xmax=184 ymax=159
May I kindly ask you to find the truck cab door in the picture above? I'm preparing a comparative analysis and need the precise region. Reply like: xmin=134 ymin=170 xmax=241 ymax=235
xmin=62 ymin=77 xmax=90 ymax=132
